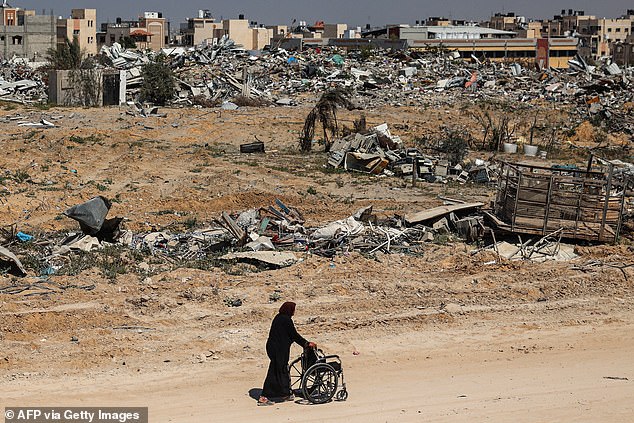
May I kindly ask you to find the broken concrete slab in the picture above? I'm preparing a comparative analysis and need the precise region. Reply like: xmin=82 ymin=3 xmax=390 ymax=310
xmin=405 ymin=203 xmax=484 ymax=225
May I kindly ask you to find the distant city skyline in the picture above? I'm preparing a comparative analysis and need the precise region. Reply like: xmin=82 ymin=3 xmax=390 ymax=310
xmin=13 ymin=0 xmax=633 ymax=28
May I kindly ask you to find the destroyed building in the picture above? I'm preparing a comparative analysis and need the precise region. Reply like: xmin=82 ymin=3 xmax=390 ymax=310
xmin=0 ymin=3 xmax=56 ymax=60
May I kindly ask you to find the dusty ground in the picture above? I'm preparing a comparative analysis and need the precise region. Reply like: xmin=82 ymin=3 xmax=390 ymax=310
xmin=1 ymin=103 xmax=633 ymax=422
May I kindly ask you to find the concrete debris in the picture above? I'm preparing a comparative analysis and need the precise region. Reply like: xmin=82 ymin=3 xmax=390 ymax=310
xmin=405 ymin=203 xmax=484 ymax=225
xmin=2 ymin=187 xmax=607 ymax=279
xmin=0 ymin=58 xmax=48 ymax=104
xmin=245 ymin=236 xmax=275 ymax=252
xmin=0 ymin=245 xmax=27 ymax=276
xmin=1 ymin=39 xmax=632 ymax=129
xmin=220 ymin=251 xmax=299 ymax=268
xmin=327 ymin=123 xmax=498 ymax=184
xmin=51 ymin=234 xmax=103 ymax=255
xmin=482 ymin=240 xmax=578 ymax=262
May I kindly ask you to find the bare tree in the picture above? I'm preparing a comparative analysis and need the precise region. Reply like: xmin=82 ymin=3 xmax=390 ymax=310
xmin=470 ymin=105 xmax=518 ymax=151
xmin=299 ymin=88 xmax=354 ymax=152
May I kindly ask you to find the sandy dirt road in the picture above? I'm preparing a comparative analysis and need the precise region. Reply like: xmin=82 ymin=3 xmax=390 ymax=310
xmin=3 ymin=307 xmax=633 ymax=423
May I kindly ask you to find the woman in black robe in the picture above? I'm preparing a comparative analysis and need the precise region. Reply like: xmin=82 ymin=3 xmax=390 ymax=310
xmin=258 ymin=302 xmax=315 ymax=405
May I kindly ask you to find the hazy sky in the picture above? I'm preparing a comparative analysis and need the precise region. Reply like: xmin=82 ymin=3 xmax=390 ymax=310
xmin=15 ymin=0 xmax=632 ymax=28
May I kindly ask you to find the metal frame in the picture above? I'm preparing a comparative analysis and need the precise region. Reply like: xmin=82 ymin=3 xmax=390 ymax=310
xmin=492 ymin=161 xmax=626 ymax=243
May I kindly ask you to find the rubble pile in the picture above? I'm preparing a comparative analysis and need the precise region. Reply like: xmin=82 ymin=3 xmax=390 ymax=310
xmin=99 ymin=41 xmax=634 ymax=111
xmin=327 ymin=123 xmax=497 ymax=184
xmin=0 ymin=58 xmax=48 ymax=104
xmin=112 ymin=44 xmax=633 ymax=134
xmin=0 ymin=40 xmax=631 ymax=135
xmin=0 ymin=197 xmax=493 ymax=277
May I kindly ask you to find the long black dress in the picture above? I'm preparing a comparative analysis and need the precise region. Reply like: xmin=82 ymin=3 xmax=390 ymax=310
xmin=261 ymin=313 xmax=308 ymax=398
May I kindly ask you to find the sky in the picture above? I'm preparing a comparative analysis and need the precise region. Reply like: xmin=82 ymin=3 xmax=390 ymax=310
xmin=14 ymin=0 xmax=632 ymax=28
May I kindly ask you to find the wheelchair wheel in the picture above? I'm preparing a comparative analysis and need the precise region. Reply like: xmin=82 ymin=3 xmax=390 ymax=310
xmin=335 ymin=389 xmax=348 ymax=401
xmin=289 ymin=357 xmax=303 ymax=391
xmin=301 ymin=363 xmax=338 ymax=404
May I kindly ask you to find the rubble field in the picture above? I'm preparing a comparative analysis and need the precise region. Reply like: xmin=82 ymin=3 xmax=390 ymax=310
xmin=1 ymin=102 xmax=634 ymax=422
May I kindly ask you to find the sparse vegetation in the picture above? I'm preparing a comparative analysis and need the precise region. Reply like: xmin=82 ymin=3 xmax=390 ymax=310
xmin=140 ymin=55 xmax=176 ymax=106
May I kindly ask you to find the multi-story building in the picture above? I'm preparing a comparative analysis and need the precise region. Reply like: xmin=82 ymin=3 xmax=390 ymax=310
xmin=486 ymin=13 xmax=542 ymax=39
xmin=540 ymin=10 xmax=633 ymax=60
xmin=139 ymin=12 xmax=168 ymax=51
xmin=178 ymin=13 xmax=272 ymax=50
xmin=180 ymin=10 xmax=221 ymax=46
xmin=398 ymin=25 xmax=517 ymax=41
xmin=221 ymin=18 xmax=253 ymax=48
xmin=362 ymin=23 xmax=576 ymax=68
xmin=57 ymin=9 xmax=97 ymax=56
xmin=98 ymin=12 xmax=168 ymax=51
xmin=408 ymin=36 xmax=578 ymax=68
xmin=577 ymin=17 xmax=632 ymax=58
xmin=489 ymin=12 xmax=525 ymax=31
xmin=0 ymin=1 xmax=56 ymax=60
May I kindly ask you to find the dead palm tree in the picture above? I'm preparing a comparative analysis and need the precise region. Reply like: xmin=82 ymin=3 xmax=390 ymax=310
xmin=299 ymin=88 xmax=354 ymax=152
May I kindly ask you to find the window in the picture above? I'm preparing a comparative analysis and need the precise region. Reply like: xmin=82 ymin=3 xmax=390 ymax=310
xmin=88 ymin=36 xmax=94 ymax=44
xmin=88 ymin=20 xmax=93 ymax=27
xmin=12 ymin=35 xmax=22 ymax=45
xmin=608 ymin=28 xmax=612 ymax=32
xmin=73 ymin=29 xmax=80 ymax=35
xmin=616 ymin=28 xmax=621 ymax=32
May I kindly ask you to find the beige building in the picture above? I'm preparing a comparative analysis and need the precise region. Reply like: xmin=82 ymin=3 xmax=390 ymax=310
xmin=577 ymin=17 xmax=632 ymax=57
xmin=540 ymin=10 xmax=633 ymax=59
xmin=323 ymin=23 xmax=347 ymax=39
xmin=181 ymin=17 xmax=221 ymax=46
xmin=489 ymin=13 xmax=522 ymax=31
xmin=99 ymin=12 xmax=168 ymax=52
xmin=252 ymin=27 xmax=272 ymax=50
xmin=215 ymin=19 xmax=272 ymax=50
xmin=221 ymin=19 xmax=251 ymax=48
xmin=57 ymin=9 xmax=97 ymax=56
xmin=266 ymin=25 xmax=288 ymax=38
xmin=425 ymin=17 xmax=452 ymax=26
xmin=139 ymin=12 xmax=167 ymax=51
xmin=516 ymin=21 xmax=542 ymax=38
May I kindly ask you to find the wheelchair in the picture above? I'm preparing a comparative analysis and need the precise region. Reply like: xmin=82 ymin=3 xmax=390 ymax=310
xmin=288 ymin=346 xmax=348 ymax=404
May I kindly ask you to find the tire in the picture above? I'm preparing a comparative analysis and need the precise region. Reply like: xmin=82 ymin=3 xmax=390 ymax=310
xmin=301 ymin=363 xmax=338 ymax=404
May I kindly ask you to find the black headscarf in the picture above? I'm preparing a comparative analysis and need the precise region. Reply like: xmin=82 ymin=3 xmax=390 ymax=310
xmin=278 ymin=302 xmax=296 ymax=317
